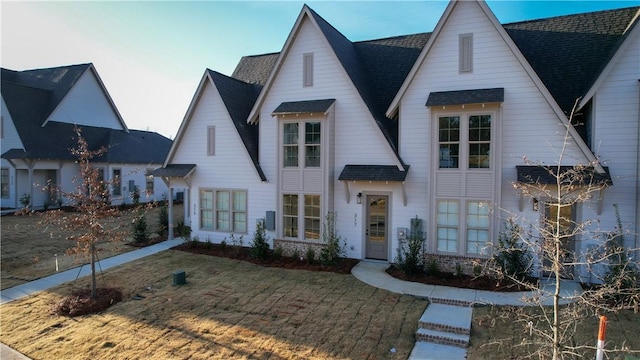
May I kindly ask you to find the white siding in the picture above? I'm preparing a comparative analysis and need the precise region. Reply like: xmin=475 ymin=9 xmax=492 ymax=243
xmin=47 ymin=70 xmax=124 ymax=130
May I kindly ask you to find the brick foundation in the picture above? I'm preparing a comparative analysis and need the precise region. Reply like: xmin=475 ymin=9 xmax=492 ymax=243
xmin=423 ymin=253 xmax=491 ymax=277
xmin=273 ymin=239 xmax=326 ymax=260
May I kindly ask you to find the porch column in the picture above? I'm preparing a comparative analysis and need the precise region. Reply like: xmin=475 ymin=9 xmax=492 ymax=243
xmin=168 ymin=184 xmax=174 ymax=240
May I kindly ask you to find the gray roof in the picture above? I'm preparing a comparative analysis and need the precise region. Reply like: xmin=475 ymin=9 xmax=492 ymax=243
xmin=1 ymin=64 xmax=171 ymax=164
xmin=516 ymin=165 xmax=612 ymax=186
xmin=272 ymin=99 xmax=335 ymax=115
xmin=338 ymin=165 xmax=410 ymax=182
xmin=152 ymin=164 xmax=196 ymax=178
xmin=426 ymin=88 xmax=504 ymax=107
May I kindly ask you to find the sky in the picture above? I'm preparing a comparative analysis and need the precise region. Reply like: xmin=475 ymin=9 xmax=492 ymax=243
xmin=2 ymin=1 xmax=639 ymax=140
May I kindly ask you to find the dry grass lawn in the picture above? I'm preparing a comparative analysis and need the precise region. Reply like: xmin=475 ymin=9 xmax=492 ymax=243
xmin=1 ymin=205 xmax=182 ymax=290
xmin=0 ymin=250 xmax=427 ymax=359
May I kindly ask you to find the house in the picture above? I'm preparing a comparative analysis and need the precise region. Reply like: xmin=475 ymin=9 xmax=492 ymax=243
xmin=1 ymin=63 xmax=173 ymax=209
xmin=156 ymin=0 xmax=639 ymax=282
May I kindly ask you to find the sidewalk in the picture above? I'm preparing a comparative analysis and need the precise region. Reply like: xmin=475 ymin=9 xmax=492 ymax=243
xmin=1 ymin=239 xmax=184 ymax=304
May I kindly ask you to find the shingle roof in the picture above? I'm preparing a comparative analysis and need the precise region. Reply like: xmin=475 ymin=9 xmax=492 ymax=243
xmin=1 ymin=64 xmax=171 ymax=164
xmin=426 ymin=88 xmax=504 ymax=106
xmin=152 ymin=164 xmax=196 ymax=178
xmin=516 ymin=165 xmax=612 ymax=186
xmin=338 ymin=165 xmax=410 ymax=182
xmin=207 ymin=70 xmax=266 ymax=181
xmin=272 ymin=99 xmax=335 ymax=115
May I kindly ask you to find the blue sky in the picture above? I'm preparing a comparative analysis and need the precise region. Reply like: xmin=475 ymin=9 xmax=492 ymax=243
xmin=2 ymin=1 xmax=638 ymax=139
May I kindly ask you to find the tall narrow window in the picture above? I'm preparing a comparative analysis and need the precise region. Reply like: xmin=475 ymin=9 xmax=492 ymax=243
xmin=437 ymin=200 xmax=459 ymax=252
xmin=207 ymin=126 xmax=215 ymax=156
xmin=468 ymin=115 xmax=491 ymax=168
xmin=112 ymin=169 xmax=121 ymax=196
xmin=438 ymin=116 xmax=460 ymax=168
xmin=303 ymin=53 xmax=314 ymax=87
xmin=466 ymin=201 xmax=489 ymax=254
xmin=216 ymin=190 xmax=230 ymax=231
xmin=305 ymin=122 xmax=321 ymax=167
xmin=232 ymin=190 xmax=247 ymax=233
xmin=200 ymin=190 xmax=213 ymax=229
xmin=1 ymin=168 xmax=9 ymax=198
xmin=283 ymin=194 xmax=298 ymax=238
xmin=283 ymin=123 xmax=299 ymax=167
xmin=459 ymin=33 xmax=473 ymax=73
xmin=304 ymin=195 xmax=321 ymax=240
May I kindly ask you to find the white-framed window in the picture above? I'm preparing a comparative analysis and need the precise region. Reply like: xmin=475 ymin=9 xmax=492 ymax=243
xmin=207 ymin=126 xmax=215 ymax=156
xmin=283 ymin=121 xmax=321 ymax=168
xmin=283 ymin=194 xmax=298 ymax=238
xmin=466 ymin=201 xmax=490 ymax=255
xmin=304 ymin=194 xmax=321 ymax=240
xmin=1 ymin=168 xmax=9 ymax=198
xmin=112 ymin=169 xmax=121 ymax=196
xmin=145 ymin=170 xmax=154 ymax=195
xmin=437 ymin=200 xmax=459 ymax=252
xmin=200 ymin=189 xmax=247 ymax=233
xmin=438 ymin=114 xmax=492 ymax=170
xmin=459 ymin=33 xmax=473 ymax=73
xmin=283 ymin=193 xmax=321 ymax=240
xmin=303 ymin=52 xmax=314 ymax=87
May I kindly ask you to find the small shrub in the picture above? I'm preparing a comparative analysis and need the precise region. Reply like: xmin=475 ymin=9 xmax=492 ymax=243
xmin=205 ymin=238 xmax=213 ymax=250
xmin=493 ymin=218 xmax=532 ymax=282
xmin=305 ymin=247 xmax=315 ymax=264
xmin=131 ymin=187 xmax=140 ymax=206
xmin=273 ymin=245 xmax=284 ymax=259
xmin=455 ymin=263 xmax=463 ymax=277
xmin=132 ymin=215 xmax=149 ymax=244
xmin=187 ymin=236 xmax=200 ymax=248
xmin=250 ymin=220 xmax=270 ymax=260
xmin=603 ymin=204 xmax=639 ymax=305
xmin=292 ymin=249 xmax=301 ymax=261
xmin=158 ymin=205 xmax=169 ymax=235
xmin=319 ymin=211 xmax=346 ymax=266
xmin=175 ymin=219 xmax=191 ymax=239
xmin=425 ymin=259 xmax=439 ymax=276
xmin=395 ymin=221 xmax=425 ymax=276
xmin=220 ymin=240 xmax=227 ymax=251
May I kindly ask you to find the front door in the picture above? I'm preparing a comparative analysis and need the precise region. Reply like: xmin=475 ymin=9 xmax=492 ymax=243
xmin=543 ymin=203 xmax=576 ymax=279
xmin=366 ymin=195 xmax=388 ymax=260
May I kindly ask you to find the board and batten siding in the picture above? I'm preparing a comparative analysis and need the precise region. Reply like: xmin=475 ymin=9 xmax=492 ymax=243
xmin=171 ymin=79 xmax=266 ymax=242
xmin=47 ymin=70 xmax=124 ymax=130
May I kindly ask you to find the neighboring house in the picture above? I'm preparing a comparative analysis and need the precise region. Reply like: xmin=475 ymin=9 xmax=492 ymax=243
xmin=156 ymin=0 xmax=639 ymax=282
xmin=1 ymin=63 xmax=173 ymax=209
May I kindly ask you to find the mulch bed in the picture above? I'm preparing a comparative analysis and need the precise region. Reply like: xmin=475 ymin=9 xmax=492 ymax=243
xmin=51 ymin=288 xmax=123 ymax=317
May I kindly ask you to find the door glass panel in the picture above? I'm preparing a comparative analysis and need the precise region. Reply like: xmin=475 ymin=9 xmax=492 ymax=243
xmin=368 ymin=197 xmax=386 ymax=242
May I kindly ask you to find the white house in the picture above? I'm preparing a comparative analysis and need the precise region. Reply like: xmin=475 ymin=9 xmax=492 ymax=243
xmin=157 ymin=1 xmax=639 ymax=282
xmin=1 ymin=63 xmax=173 ymax=209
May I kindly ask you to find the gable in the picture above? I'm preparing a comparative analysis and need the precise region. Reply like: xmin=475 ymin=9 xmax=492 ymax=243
xmin=47 ymin=68 xmax=125 ymax=130
xmin=1 ymin=96 xmax=24 ymax=152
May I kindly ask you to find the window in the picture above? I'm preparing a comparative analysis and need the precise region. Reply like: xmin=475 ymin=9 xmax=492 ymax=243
xmin=466 ymin=201 xmax=490 ymax=255
xmin=200 ymin=190 xmax=214 ymax=229
xmin=200 ymin=189 xmax=247 ymax=233
xmin=112 ymin=169 xmax=121 ymax=196
xmin=145 ymin=170 xmax=154 ymax=195
xmin=437 ymin=200 xmax=459 ymax=252
xmin=305 ymin=122 xmax=321 ymax=167
xmin=283 ymin=194 xmax=298 ymax=238
xmin=468 ymin=115 xmax=491 ymax=168
xmin=438 ymin=114 xmax=492 ymax=169
xmin=304 ymin=195 xmax=320 ymax=240
xmin=207 ymin=126 xmax=215 ymax=156
xmin=459 ymin=33 xmax=473 ymax=73
xmin=1 ymin=168 xmax=9 ymax=198
xmin=283 ymin=121 xmax=321 ymax=168
xmin=303 ymin=53 xmax=314 ymax=87
xmin=439 ymin=116 xmax=460 ymax=168
xmin=283 ymin=123 xmax=299 ymax=167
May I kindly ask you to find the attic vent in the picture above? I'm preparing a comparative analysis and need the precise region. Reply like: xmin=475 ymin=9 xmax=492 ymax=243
xmin=459 ymin=33 xmax=473 ymax=73
xmin=303 ymin=53 xmax=314 ymax=87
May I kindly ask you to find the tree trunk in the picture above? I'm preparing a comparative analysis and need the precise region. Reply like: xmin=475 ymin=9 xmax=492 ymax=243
xmin=91 ymin=242 xmax=97 ymax=299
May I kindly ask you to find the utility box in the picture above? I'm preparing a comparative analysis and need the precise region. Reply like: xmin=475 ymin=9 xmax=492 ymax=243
xmin=265 ymin=211 xmax=276 ymax=231
xmin=397 ymin=227 xmax=407 ymax=241
xmin=173 ymin=270 xmax=186 ymax=285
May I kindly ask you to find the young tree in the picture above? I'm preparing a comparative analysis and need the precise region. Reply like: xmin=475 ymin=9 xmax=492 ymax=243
xmin=40 ymin=127 xmax=128 ymax=299
xmin=497 ymin=100 xmax=639 ymax=359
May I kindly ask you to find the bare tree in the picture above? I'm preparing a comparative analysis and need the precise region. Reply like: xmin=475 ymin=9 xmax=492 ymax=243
xmin=493 ymin=100 xmax=639 ymax=359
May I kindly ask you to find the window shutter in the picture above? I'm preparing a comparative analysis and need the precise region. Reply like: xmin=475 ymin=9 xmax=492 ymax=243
xmin=207 ymin=126 xmax=215 ymax=156
xmin=303 ymin=53 xmax=314 ymax=87
xmin=459 ymin=33 xmax=473 ymax=73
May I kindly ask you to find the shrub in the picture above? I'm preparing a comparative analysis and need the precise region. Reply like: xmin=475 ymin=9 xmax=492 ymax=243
xmin=175 ymin=219 xmax=191 ymax=239
xmin=493 ymin=218 xmax=532 ymax=282
xmin=603 ymin=204 xmax=639 ymax=305
xmin=395 ymin=221 xmax=425 ymax=276
xmin=319 ymin=211 xmax=346 ymax=266
xmin=158 ymin=205 xmax=169 ymax=235
xmin=292 ymin=249 xmax=301 ymax=261
xmin=305 ymin=247 xmax=315 ymax=264
xmin=250 ymin=220 xmax=270 ymax=260
xmin=425 ymin=259 xmax=439 ymax=276
xmin=132 ymin=215 xmax=149 ymax=244
xmin=273 ymin=245 xmax=284 ymax=259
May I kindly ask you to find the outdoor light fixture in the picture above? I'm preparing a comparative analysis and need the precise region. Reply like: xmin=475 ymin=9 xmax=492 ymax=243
xmin=357 ymin=192 xmax=362 ymax=204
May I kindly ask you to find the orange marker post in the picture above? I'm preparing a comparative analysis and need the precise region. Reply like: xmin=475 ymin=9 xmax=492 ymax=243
xmin=596 ymin=315 xmax=607 ymax=360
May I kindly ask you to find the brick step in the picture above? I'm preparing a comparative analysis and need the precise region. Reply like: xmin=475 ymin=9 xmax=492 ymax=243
xmin=418 ymin=303 xmax=472 ymax=335
xmin=416 ymin=328 xmax=470 ymax=348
